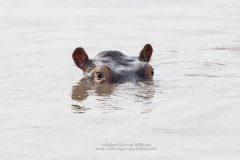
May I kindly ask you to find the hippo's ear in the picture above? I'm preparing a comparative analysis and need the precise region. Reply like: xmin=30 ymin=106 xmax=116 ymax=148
xmin=139 ymin=44 xmax=153 ymax=62
xmin=72 ymin=47 xmax=89 ymax=70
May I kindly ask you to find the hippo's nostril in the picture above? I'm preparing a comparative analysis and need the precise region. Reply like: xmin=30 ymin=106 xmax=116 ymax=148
xmin=96 ymin=72 xmax=103 ymax=79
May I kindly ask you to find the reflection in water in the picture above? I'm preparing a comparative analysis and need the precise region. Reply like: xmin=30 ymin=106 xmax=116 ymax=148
xmin=71 ymin=104 xmax=90 ymax=114
xmin=71 ymin=78 xmax=116 ymax=113
xmin=71 ymin=78 xmax=115 ymax=101
xmin=71 ymin=78 xmax=155 ymax=113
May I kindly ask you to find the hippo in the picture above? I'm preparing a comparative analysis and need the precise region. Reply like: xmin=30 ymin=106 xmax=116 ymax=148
xmin=72 ymin=44 xmax=154 ymax=83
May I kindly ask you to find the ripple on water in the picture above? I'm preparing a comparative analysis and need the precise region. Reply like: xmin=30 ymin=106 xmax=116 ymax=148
xmin=70 ymin=78 xmax=158 ymax=113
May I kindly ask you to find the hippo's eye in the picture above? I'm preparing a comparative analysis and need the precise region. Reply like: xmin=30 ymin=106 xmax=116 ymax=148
xmin=151 ymin=69 xmax=154 ymax=76
xmin=96 ymin=72 xmax=103 ymax=79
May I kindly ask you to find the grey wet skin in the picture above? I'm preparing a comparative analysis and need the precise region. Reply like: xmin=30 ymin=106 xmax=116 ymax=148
xmin=72 ymin=44 xmax=154 ymax=83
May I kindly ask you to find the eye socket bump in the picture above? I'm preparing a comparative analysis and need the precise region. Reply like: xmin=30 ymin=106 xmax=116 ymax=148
xmin=96 ymin=71 xmax=103 ymax=79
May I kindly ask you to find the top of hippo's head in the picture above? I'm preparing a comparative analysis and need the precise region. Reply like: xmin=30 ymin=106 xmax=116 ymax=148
xmin=72 ymin=44 xmax=154 ymax=83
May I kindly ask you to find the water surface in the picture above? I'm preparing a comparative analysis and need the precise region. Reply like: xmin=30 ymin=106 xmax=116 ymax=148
xmin=1 ymin=0 xmax=240 ymax=159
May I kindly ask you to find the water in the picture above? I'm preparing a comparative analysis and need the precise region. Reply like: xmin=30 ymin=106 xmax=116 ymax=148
xmin=1 ymin=0 xmax=240 ymax=159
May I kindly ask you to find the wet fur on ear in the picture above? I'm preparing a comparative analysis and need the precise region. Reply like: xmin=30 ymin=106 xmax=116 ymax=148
xmin=72 ymin=47 xmax=89 ymax=70
xmin=139 ymin=44 xmax=153 ymax=62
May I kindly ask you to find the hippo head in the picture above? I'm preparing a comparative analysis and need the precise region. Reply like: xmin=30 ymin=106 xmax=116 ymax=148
xmin=72 ymin=44 xmax=154 ymax=83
